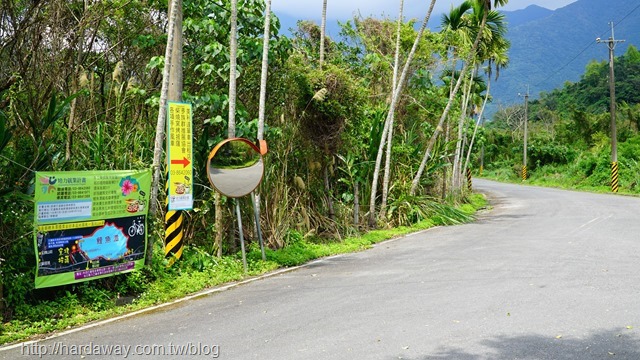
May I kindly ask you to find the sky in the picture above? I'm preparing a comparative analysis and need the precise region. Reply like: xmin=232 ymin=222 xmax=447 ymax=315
xmin=271 ymin=0 xmax=578 ymax=22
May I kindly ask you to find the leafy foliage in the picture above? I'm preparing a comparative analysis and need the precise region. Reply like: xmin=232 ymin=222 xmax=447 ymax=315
xmin=0 ymin=0 xmax=497 ymax=341
xmin=484 ymin=45 xmax=640 ymax=191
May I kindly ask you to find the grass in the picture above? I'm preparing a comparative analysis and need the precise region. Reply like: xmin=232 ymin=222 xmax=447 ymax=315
xmin=0 ymin=193 xmax=487 ymax=345
xmin=481 ymin=165 xmax=640 ymax=196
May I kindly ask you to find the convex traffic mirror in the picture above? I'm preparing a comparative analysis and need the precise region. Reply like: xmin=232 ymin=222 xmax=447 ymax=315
xmin=206 ymin=138 xmax=265 ymax=198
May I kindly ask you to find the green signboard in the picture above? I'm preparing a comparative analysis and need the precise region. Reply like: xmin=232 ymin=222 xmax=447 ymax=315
xmin=34 ymin=170 xmax=151 ymax=288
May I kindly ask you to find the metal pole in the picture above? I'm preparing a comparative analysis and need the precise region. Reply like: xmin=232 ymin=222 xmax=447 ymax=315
xmin=235 ymin=199 xmax=248 ymax=273
xmin=251 ymin=191 xmax=266 ymax=261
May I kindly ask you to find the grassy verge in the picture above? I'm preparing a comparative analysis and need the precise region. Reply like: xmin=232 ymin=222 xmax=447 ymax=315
xmin=0 ymin=193 xmax=487 ymax=345
xmin=481 ymin=165 xmax=639 ymax=195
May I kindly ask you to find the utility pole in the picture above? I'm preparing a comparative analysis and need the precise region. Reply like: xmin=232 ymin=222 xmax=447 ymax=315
xmin=149 ymin=0 xmax=181 ymax=265
xmin=479 ymin=116 xmax=485 ymax=175
xmin=597 ymin=22 xmax=624 ymax=193
xmin=518 ymin=86 xmax=529 ymax=181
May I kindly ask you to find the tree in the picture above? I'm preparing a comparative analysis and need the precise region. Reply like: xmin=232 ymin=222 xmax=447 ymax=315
xmin=441 ymin=0 xmax=507 ymax=192
xmin=379 ymin=0 xmax=405 ymax=219
xmin=410 ymin=0 xmax=509 ymax=196
xmin=150 ymin=0 xmax=180 ymax=216
xmin=463 ymin=19 xmax=510 ymax=176
xmin=368 ymin=0 xmax=438 ymax=227
xmin=253 ymin=0 xmax=273 ymax=260
xmin=258 ymin=0 xmax=273 ymax=142
xmin=228 ymin=0 xmax=239 ymax=138
xmin=320 ymin=0 xmax=327 ymax=68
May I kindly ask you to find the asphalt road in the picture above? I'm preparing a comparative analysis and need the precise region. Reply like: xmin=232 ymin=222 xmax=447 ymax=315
xmin=4 ymin=179 xmax=640 ymax=359
xmin=208 ymin=160 xmax=263 ymax=197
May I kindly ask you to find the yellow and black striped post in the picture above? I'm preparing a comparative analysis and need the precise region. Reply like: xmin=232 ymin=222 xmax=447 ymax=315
xmin=611 ymin=161 xmax=619 ymax=193
xmin=164 ymin=170 xmax=184 ymax=266
xmin=466 ymin=168 xmax=472 ymax=190
xmin=522 ymin=165 xmax=528 ymax=181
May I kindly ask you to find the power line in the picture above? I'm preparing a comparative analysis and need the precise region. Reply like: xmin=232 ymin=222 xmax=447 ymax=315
xmin=532 ymin=2 xmax=640 ymax=91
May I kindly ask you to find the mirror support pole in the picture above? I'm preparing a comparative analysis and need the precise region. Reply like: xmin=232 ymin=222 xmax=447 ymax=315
xmin=235 ymin=199 xmax=248 ymax=273
xmin=251 ymin=191 xmax=266 ymax=261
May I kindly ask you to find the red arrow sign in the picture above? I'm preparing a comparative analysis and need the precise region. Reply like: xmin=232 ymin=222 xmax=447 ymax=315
xmin=170 ymin=157 xmax=191 ymax=168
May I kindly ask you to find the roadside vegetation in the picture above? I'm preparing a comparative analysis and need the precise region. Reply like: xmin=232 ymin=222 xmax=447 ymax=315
xmin=0 ymin=0 xmax=503 ymax=345
xmin=481 ymin=45 xmax=640 ymax=194
xmin=1 ymin=193 xmax=486 ymax=345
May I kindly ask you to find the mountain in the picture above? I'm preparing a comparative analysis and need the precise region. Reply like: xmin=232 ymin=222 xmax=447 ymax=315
xmin=491 ymin=0 xmax=640 ymax=115
xmin=503 ymin=5 xmax=553 ymax=28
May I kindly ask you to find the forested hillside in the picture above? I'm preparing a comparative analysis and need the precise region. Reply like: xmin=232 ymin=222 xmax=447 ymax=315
xmin=485 ymin=45 xmax=640 ymax=190
xmin=492 ymin=0 xmax=640 ymax=111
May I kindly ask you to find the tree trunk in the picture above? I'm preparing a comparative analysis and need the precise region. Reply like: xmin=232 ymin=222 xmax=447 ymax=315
xmin=380 ymin=0 xmax=404 ymax=220
xmin=368 ymin=0 xmax=437 ymax=228
xmin=150 ymin=0 xmax=179 ymax=214
xmin=257 ymin=0 xmax=271 ymax=142
xmin=228 ymin=0 xmax=238 ymax=138
xmin=215 ymin=0 xmax=240 ymax=256
xmin=353 ymin=181 xmax=359 ymax=227
xmin=66 ymin=0 xmax=87 ymax=162
xmin=254 ymin=0 xmax=272 ymax=256
xmin=148 ymin=0 xmax=180 ymax=265
xmin=323 ymin=159 xmax=335 ymax=221
xmin=0 ymin=279 xmax=3 ymax=322
xmin=410 ymin=9 xmax=490 ymax=196
xmin=319 ymin=0 xmax=327 ymax=68
xmin=452 ymin=69 xmax=475 ymax=192
xmin=214 ymin=191 xmax=223 ymax=257
xmin=463 ymin=74 xmax=492 ymax=177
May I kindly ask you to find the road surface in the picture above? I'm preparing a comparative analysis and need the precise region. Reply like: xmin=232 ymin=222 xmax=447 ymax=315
xmin=4 ymin=179 xmax=640 ymax=359
xmin=208 ymin=160 xmax=263 ymax=197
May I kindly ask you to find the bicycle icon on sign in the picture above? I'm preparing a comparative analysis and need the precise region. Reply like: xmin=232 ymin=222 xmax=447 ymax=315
xmin=128 ymin=219 xmax=145 ymax=237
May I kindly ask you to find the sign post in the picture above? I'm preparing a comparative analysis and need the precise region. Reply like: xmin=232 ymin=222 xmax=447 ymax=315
xmin=164 ymin=101 xmax=192 ymax=265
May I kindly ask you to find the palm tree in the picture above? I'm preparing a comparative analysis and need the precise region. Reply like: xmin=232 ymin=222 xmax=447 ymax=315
xmin=453 ymin=3 xmax=507 ymax=191
xmin=258 ymin=0 xmax=272 ymax=142
xmin=214 ymin=0 xmax=239 ymax=257
xmin=380 ymin=0 xmax=405 ymax=220
xmin=319 ymin=0 xmax=327 ymax=68
xmin=228 ymin=0 xmax=238 ymax=138
xmin=463 ymin=25 xmax=510 ymax=177
xmin=253 ymin=0 xmax=272 ymax=261
xmin=410 ymin=0 xmax=508 ymax=196
xmin=368 ymin=0 xmax=437 ymax=228
xmin=317 ymin=0 xmax=335 ymax=221
xmin=440 ymin=2 xmax=473 ymax=194
xmin=460 ymin=4 xmax=508 ymax=166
